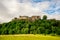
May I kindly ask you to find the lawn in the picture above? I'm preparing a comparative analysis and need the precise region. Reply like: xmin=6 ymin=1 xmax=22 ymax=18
xmin=0 ymin=34 xmax=60 ymax=40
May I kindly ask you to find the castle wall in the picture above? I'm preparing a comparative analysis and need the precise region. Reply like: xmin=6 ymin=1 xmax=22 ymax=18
xmin=14 ymin=16 xmax=41 ymax=21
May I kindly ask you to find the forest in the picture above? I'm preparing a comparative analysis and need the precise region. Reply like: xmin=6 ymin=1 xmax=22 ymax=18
xmin=0 ymin=15 xmax=60 ymax=35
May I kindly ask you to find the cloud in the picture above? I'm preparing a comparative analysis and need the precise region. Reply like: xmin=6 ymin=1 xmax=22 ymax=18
xmin=0 ymin=2 xmax=10 ymax=23
xmin=0 ymin=0 xmax=18 ymax=23
xmin=0 ymin=0 xmax=60 ymax=23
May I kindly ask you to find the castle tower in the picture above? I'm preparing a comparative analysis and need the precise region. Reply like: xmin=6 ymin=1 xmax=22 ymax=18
xmin=31 ymin=16 xmax=40 ymax=21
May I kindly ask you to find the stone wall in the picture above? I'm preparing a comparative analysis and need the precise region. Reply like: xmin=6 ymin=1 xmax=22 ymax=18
xmin=14 ymin=16 xmax=41 ymax=21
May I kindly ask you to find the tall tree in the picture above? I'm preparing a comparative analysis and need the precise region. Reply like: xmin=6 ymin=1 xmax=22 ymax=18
xmin=43 ymin=15 xmax=47 ymax=20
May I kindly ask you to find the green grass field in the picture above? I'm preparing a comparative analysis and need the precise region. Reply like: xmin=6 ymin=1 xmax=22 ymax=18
xmin=0 ymin=34 xmax=60 ymax=40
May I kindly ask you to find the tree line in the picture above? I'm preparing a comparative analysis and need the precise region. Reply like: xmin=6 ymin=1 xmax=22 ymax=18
xmin=0 ymin=15 xmax=60 ymax=35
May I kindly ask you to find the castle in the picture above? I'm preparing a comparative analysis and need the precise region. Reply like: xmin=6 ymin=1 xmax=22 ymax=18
xmin=14 ymin=16 xmax=41 ymax=21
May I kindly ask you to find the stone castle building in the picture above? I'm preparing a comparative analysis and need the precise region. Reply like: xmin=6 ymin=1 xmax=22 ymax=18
xmin=19 ymin=16 xmax=29 ymax=20
xmin=31 ymin=16 xmax=40 ymax=21
xmin=14 ymin=16 xmax=40 ymax=21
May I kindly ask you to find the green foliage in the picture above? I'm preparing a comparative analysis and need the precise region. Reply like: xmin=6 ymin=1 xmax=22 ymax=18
xmin=21 ymin=28 xmax=29 ymax=34
xmin=43 ymin=15 xmax=47 ymax=20
xmin=0 ymin=15 xmax=60 ymax=35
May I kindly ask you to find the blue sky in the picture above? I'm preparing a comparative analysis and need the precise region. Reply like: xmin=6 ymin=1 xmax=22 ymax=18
xmin=32 ymin=0 xmax=52 ymax=2
xmin=19 ymin=0 xmax=60 ymax=15
xmin=31 ymin=0 xmax=60 ymax=14
xmin=0 ymin=0 xmax=60 ymax=23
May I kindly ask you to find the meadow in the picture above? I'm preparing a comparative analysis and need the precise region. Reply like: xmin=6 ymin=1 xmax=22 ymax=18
xmin=0 ymin=34 xmax=60 ymax=40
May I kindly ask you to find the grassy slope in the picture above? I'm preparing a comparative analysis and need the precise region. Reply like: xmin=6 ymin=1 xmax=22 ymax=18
xmin=0 ymin=34 xmax=60 ymax=40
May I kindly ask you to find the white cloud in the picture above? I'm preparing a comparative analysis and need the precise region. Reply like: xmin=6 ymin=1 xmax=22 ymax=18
xmin=0 ymin=0 xmax=60 ymax=23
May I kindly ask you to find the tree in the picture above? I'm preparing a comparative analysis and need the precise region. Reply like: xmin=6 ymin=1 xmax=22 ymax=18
xmin=21 ymin=28 xmax=29 ymax=34
xmin=43 ymin=15 xmax=47 ymax=20
xmin=0 ymin=15 xmax=60 ymax=35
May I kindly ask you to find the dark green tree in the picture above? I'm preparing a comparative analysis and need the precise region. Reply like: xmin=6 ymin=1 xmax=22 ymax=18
xmin=43 ymin=15 xmax=47 ymax=20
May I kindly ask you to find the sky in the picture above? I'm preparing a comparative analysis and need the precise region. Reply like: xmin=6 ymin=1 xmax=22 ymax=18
xmin=0 ymin=0 xmax=60 ymax=23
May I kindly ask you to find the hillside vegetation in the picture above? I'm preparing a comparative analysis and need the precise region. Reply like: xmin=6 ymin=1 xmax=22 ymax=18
xmin=0 ymin=15 xmax=60 ymax=35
